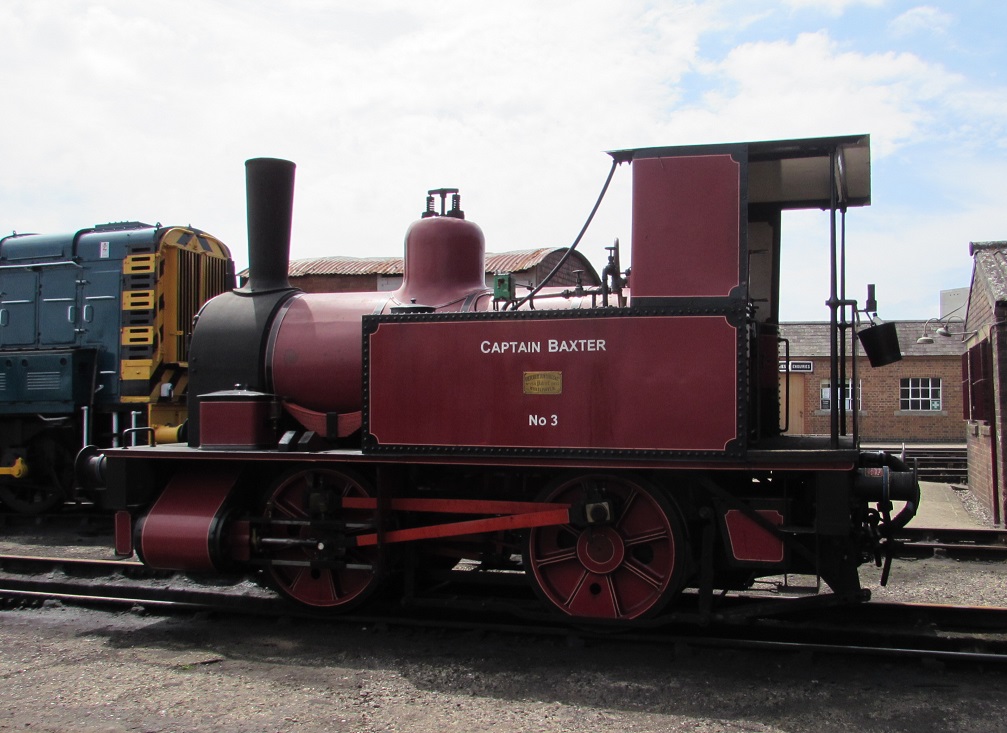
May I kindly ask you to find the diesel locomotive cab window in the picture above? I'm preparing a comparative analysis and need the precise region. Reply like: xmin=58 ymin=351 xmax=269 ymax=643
xmin=820 ymin=380 xmax=860 ymax=411
xmin=900 ymin=377 xmax=942 ymax=411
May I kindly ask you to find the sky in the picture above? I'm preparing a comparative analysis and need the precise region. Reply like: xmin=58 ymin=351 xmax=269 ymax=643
xmin=2 ymin=0 xmax=1005 ymax=321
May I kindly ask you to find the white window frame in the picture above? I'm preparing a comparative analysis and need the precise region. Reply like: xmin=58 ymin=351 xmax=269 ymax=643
xmin=900 ymin=377 xmax=942 ymax=412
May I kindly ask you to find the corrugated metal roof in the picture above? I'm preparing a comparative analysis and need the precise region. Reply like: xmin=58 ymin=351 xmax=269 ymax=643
xmin=241 ymin=248 xmax=589 ymax=279
xmin=484 ymin=248 xmax=563 ymax=273
xmin=971 ymin=241 xmax=1007 ymax=303
xmin=286 ymin=256 xmax=404 ymax=277
xmin=779 ymin=321 xmax=966 ymax=358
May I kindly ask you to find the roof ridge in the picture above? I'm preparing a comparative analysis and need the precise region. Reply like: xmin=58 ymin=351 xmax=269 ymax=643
xmin=969 ymin=240 xmax=1007 ymax=255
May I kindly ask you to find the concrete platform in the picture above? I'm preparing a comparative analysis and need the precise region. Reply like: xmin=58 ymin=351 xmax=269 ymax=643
xmin=906 ymin=481 xmax=987 ymax=529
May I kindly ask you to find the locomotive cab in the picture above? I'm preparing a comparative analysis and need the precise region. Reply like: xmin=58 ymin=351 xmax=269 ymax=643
xmin=624 ymin=137 xmax=874 ymax=449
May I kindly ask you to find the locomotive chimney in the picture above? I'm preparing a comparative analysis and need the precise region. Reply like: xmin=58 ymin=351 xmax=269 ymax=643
xmin=241 ymin=157 xmax=296 ymax=293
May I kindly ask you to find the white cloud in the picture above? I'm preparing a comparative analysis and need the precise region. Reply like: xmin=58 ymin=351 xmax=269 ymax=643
xmin=889 ymin=5 xmax=955 ymax=38
xmin=779 ymin=0 xmax=885 ymax=15
xmin=662 ymin=31 xmax=964 ymax=155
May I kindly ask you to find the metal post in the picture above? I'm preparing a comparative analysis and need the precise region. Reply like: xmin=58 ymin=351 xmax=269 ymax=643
xmin=81 ymin=406 xmax=91 ymax=447
xmin=828 ymin=148 xmax=839 ymax=447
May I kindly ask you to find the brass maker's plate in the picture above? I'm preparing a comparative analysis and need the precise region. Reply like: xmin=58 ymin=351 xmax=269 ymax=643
xmin=523 ymin=371 xmax=562 ymax=395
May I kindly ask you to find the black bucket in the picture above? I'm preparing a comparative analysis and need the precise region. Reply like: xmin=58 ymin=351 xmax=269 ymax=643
xmin=858 ymin=322 xmax=902 ymax=367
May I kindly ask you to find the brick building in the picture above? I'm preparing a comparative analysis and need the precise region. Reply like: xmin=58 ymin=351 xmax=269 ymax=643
xmin=962 ymin=241 xmax=1007 ymax=525
xmin=777 ymin=321 xmax=965 ymax=443
xmin=240 ymin=248 xmax=601 ymax=294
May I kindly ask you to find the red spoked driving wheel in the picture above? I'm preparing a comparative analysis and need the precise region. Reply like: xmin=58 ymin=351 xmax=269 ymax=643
xmin=262 ymin=467 xmax=382 ymax=610
xmin=525 ymin=473 xmax=687 ymax=621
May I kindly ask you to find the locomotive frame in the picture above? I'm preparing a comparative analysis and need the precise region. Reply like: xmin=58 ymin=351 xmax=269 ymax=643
xmin=76 ymin=135 xmax=920 ymax=624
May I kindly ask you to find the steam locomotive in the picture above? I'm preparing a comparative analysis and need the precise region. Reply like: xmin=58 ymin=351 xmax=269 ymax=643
xmin=0 ymin=223 xmax=233 ymax=512
xmin=76 ymin=135 xmax=920 ymax=623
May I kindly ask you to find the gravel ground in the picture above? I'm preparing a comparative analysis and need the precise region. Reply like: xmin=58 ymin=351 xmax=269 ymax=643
xmin=0 ymin=490 xmax=1005 ymax=733
xmin=1 ymin=575 xmax=1006 ymax=733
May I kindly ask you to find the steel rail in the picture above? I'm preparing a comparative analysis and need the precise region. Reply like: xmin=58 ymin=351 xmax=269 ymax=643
xmin=896 ymin=526 xmax=1007 ymax=544
xmin=893 ymin=526 xmax=1007 ymax=559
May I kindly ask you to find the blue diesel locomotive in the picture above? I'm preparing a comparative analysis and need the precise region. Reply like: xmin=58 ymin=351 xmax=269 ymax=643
xmin=0 ymin=222 xmax=233 ymax=512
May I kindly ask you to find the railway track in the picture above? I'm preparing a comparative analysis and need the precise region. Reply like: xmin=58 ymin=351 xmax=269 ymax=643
xmin=2 ymin=552 xmax=1006 ymax=666
xmin=894 ymin=526 xmax=1007 ymax=559
xmin=0 ymin=553 xmax=274 ymax=613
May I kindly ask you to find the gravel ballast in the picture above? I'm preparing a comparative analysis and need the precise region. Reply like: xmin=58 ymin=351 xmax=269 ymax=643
xmin=1 ymin=553 xmax=1006 ymax=733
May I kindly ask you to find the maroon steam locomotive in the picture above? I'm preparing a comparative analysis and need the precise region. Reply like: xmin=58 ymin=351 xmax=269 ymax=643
xmin=77 ymin=135 xmax=919 ymax=622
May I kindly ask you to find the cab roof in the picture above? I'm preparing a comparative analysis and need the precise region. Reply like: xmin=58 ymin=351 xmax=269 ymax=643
xmin=610 ymin=134 xmax=871 ymax=210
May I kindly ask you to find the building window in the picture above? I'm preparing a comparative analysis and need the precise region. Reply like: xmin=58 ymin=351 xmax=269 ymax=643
xmin=820 ymin=380 xmax=860 ymax=411
xmin=900 ymin=377 xmax=942 ymax=411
